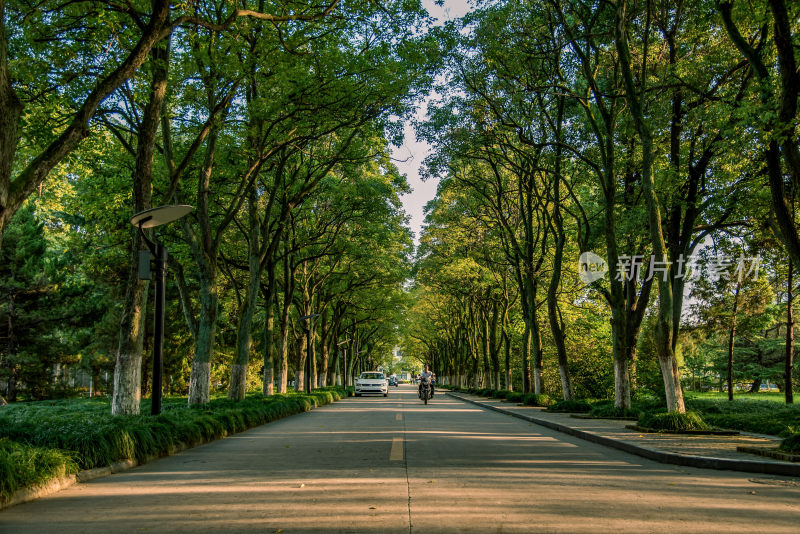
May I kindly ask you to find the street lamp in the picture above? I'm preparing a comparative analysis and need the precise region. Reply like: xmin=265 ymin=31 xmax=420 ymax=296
xmin=299 ymin=313 xmax=320 ymax=392
xmin=130 ymin=204 xmax=193 ymax=415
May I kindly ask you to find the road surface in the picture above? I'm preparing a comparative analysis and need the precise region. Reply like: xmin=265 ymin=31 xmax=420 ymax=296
xmin=1 ymin=385 xmax=798 ymax=533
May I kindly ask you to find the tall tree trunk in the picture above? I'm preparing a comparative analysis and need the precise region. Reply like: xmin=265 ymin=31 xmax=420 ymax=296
xmin=309 ymin=324 xmax=317 ymax=390
xmin=262 ymin=263 xmax=277 ymax=396
xmin=488 ymin=301 xmax=501 ymax=390
xmin=4 ymin=293 xmax=16 ymax=402
xmin=278 ymin=249 xmax=294 ymax=393
xmin=228 ymin=190 xmax=260 ymax=400
xmin=482 ymin=312 xmax=492 ymax=388
xmin=520 ymin=321 xmax=531 ymax=394
xmin=549 ymin=299 xmax=573 ymax=400
xmin=278 ymin=300 xmax=290 ymax=393
xmin=503 ymin=327 xmax=512 ymax=391
xmin=189 ymin=274 xmax=218 ymax=404
xmin=319 ymin=311 xmax=329 ymax=387
xmin=297 ymin=331 xmax=306 ymax=392
xmin=112 ymin=231 xmax=150 ymax=414
xmin=547 ymin=102 xmax=574 ymax=400
xmin=748 ymin=377 xmax=762 ymax=394
xmin=530 ymin=296 xmax=544 ymax=394
xmin=471 ymin=323 xmax=480 ymax=388
xmin=616 ymin=0 xmax=684 ymax=412
xmin=346 ymin=337 xmax=356 ymax=386
xmin=185 ymin=94 xmax=225 ymax=405
xmin=727 ymin=282 xmax=742 ymax=401
xmin=112 ymin=37 xmax=168 ymax=415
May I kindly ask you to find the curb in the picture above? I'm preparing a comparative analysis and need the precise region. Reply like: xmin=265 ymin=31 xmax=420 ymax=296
xmin=737 ymin=446 xmax=800 ymax=463
xmin=75 ymin=459 xmax=138 ymax=483
xmin=0 ymin=440 xmax=211 ymax=512
xmin=0 ymin=474 xmax=77 ymax=511
xmin=447 ymin=392 xmax=800 ymax=477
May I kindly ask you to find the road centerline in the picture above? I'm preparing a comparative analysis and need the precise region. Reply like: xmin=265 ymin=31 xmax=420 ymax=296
xmin=390 ymin=437 xmax=404 ymax=461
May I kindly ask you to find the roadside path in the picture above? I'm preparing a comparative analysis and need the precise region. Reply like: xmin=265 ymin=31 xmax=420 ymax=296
xmin=2 ymin=386 xmax=799 ymax=533
xmin=446 ymin=390 xmax=800 ymax=476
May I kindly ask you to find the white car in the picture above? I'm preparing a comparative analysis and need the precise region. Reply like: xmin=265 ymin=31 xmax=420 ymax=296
xmin=354 ymin=371 xmax=389 ymax=397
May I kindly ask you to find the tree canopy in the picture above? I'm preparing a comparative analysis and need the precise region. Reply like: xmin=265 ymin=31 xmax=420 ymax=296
xmin=1 ymin=0 xmax=798 ymax=411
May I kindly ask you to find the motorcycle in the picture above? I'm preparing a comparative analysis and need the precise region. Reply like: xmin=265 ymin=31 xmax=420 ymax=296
xmin=419 ymin=377 xmax=432 ymax=405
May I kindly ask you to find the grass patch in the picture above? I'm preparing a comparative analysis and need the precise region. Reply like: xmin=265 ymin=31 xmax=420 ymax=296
xmin=588 ymin=398 xmax=664 ymax=419
xmin=686 ymin=391 xmax=787 ymax=403
xmin=0 ymin=438 xmax=78 ymax=503
xmin=638 ymin=411 xmax=710 ymax=432
xmin=685 ymin=398 xmax=800 ymax=437
xmin=0 ymin=387 xmax=345 ymax=503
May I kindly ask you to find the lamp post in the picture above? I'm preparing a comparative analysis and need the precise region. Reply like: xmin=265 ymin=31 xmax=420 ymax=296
xmin=299 ymin=313 xmax=320 ymax=392
xmin=130 ymin=204 xmax=193 ymax=415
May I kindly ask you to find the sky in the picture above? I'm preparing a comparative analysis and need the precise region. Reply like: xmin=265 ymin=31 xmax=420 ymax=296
xmin=392 ymin=0 xmax=474 ymax=247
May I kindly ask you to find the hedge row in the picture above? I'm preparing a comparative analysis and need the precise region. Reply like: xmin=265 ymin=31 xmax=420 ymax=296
xmin=440 ymin=385 xmax=554 ymax=407
xmin=0 ymin=438 xmax=78 ymax=503
xmin=0 ymin=387 xmax=344 ymax=503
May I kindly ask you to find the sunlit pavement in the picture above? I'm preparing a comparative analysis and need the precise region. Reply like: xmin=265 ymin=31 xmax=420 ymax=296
xmin=1 ymin=385 xmax=798 ymax=533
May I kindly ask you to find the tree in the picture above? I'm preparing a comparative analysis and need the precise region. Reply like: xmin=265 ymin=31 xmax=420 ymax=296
xmin=716 ymin=0 xmax=800 ymax=266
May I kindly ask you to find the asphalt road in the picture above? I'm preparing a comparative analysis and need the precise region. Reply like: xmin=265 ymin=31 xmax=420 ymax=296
xmin=1 ymin=385 xmax=798 ymax=533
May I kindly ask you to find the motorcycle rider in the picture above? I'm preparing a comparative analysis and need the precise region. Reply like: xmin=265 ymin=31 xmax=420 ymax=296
xmin=418 ymin=365 xmax=435 ymax=398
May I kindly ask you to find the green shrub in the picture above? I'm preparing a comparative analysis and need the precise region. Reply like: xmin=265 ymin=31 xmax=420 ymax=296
xmin=638 ymin=411 xmax=710 ymax=431
xmin=522 ymin=393 xmax=554 ymax=407
xmin=779 ymin=433 xmax=800 ymax=454
xmin=316 ymin=387 xmax=343 ymax=401
xmin=0 ymin=390 xmax=344 ymax=501
xmin=0 ymin=390 xmax=341 ymax=473
xmin=588 ymin=400 xmax=640 ymax=419
xmin=505 ymin=392 xmax=524 ymax=403
xmin=547 ymin=398 xmax=590 ymax=412
xmin=310 ymin=390 xmax=334 ymax=406
xmin=0 ymin=438 xmax=77 ymax=503
xmin=491 ymin=390 xmax=511 ymax=399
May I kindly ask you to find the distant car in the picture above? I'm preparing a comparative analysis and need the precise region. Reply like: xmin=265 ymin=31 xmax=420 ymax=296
xmin=388 ymin=377 xmax=398 ymax=387
xmin=355 ymin=372 xmax=389 ymax=397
